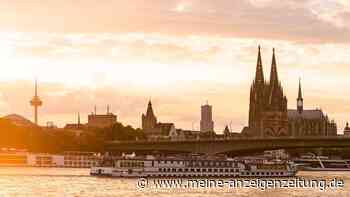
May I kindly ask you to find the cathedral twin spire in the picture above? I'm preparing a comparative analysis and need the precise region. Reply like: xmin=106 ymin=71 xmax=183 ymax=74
xmin=248 ymin=46 xmax=289 ymax=136
xmin=270 ymin=48 xmax=279 ymax=87
xmin=252 ymin=46 xmax=287 ymax=111
xmin=254 ymin=46 xmax=305 ymax=113
xmin=254 ymin=46 xmax=280 ymax=89
xmin=255 ymin=45 xmax=264 ymax=84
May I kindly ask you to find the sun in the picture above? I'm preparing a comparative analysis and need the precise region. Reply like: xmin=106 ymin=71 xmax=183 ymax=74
xmin=175 ymin=4 xmax=185 ymax=12
xmin=174 ymin=1 xmax=191 ymax=13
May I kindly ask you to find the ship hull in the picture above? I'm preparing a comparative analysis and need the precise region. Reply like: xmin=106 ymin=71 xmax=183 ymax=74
xmin=90 ymin=158 xmax=297 ymax=178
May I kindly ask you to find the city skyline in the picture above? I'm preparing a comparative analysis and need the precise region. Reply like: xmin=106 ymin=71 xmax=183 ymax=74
xmin=0 ymin=1 xmax=349 ymax=132
xmin=1 ymin=49 xmax=343 ymax=134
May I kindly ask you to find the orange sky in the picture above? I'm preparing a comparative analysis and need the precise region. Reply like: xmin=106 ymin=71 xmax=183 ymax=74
xmin=0 ymin=0 xmax=350 ymax=133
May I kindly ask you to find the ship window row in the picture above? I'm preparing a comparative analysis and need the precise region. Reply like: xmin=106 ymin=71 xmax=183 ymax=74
xmin=188 ymin=161 xmax=236 ymax=167
xmin=257 ymin=164 xmax=286 ymax=170
xmin=64 ymin=161 xmax=97 ymax=165
xmin=241 ymin=171 xmax=284 ymax=176
xmin=35 ymin=161 xmax=52 ymax=164
xmin=157 ymin=160 xmax=237 ymax=167
xmin=120 ymin=161 xmax=144 ymax=168
xmin=158 ymin=168 xmax=239 ymax=173
xmin=157 ymin=161 xmax=183 ymax=165
xmin=36 ymin=156 xmax=52 ymax=161
xmin=64 ymin=156 xmax=97 ymax=160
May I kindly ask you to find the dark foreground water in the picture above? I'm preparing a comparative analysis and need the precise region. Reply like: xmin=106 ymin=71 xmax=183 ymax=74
xmin=0 ymin=167 xmax=349 ymax=196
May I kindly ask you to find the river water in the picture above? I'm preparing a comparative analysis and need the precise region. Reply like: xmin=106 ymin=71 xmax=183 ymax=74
xmin=0 ymin=167 xmax=349 ymax=196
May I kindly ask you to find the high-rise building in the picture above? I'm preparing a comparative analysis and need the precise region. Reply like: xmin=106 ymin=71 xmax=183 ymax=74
xmin=30 ymin=79 xmax=42 ymax=125
xmin=245 ymin=46 xmax=288 ymax=137
xmin=200 ymin=102 xmax=214 ymax=132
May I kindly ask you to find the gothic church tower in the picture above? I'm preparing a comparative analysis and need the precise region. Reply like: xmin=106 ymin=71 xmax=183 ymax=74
xmin=142 ymin=100 xmax=157 ymax=130
xmin=248 ymin=46 xmax=288 ymax=137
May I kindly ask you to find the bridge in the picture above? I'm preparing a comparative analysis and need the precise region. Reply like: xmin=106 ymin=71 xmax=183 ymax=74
xmin=105 ymin=136 xmax=350 ymax=155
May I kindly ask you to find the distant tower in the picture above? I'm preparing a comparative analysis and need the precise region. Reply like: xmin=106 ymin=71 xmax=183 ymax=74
xmin=30 ymin=79 xmax=43 ymax=125
xmin=78 ymin=112 xmax=81 ymax=126
xmin=142 ymin=100 xmax=157 ymax=130
xmin=297 ymin=78 xmax=303 ymax=113
xmin=200 ymin=101 xmax=214 ymax=132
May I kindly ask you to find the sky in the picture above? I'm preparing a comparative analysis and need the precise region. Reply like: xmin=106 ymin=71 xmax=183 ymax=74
xmin=0 ymin=0 xmax=350 ymax=133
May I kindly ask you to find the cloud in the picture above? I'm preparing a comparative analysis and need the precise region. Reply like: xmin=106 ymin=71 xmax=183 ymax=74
xmin=1 ymin=1 xmax=350 ymax=131
xmin=0 ymin=0 xmax=349 ymax=43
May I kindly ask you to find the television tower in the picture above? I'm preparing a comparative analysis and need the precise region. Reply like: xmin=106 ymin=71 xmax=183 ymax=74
xmin=30 ymin=79 xmax=43 ymax=125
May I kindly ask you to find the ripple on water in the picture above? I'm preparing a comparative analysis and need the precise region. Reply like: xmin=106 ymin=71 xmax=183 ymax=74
xmin=0 ymin=167 xmax=348 ymax=196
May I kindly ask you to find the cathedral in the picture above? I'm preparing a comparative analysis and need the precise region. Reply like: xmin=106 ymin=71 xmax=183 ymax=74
xmin=243 ymin=46 xmax=337 ymax=137
xmin=245 ymin=46 xmax=288 ymax=137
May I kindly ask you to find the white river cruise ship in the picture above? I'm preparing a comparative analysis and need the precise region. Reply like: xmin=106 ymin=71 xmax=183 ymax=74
xmin=90 ymin=155 xmax=297 ymax=177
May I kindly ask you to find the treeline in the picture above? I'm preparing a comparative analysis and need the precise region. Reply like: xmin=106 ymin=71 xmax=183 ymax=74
xmin=0 ymin=119 xmax=145 ymax=153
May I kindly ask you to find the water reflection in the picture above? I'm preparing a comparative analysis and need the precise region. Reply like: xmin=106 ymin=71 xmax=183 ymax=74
xmin=0 ymin=167 xmax=347 ymax=196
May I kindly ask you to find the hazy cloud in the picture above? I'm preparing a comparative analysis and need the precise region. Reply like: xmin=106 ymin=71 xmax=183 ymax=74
xmin=0 ymin=1 xmax=350 ymax=131
xmin=0 ymin=0 xmax=349 ymax=43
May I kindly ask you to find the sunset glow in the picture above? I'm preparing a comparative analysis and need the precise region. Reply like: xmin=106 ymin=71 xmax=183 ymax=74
xmin=0 ymin=0 xmax=349 ymax=133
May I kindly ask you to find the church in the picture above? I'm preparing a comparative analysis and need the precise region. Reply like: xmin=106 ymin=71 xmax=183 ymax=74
xmin=244 ymin=46 xmax=288 ymax=137
xmin=141 ymin=100 xmax=176 ymax=140
xmin=243 ymin=46 xmax=337 ymax=137
xmin=287 ymin=79 xmax=337 ymax=136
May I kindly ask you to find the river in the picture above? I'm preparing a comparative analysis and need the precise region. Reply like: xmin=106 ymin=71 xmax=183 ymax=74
xmin=0 ymin=167 xmax=348 ymax=196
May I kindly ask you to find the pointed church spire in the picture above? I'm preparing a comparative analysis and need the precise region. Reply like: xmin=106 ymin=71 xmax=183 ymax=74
xmin=297 ymin=77 xmax=304 ymax=113
xmin=268 ymin=48 xmax=283 ymax=107
xmin=142 ymin=99 xmax=157 ymax=130
xmin=270 ymin=48 xmax=278 ymax=86
xmin=146 ymin=99 xmax=155 ymax=117
xmin=298 ymin=78 xmax=302 ymax=99
xmin=255 ymin=45 xmax=264 ymax=83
